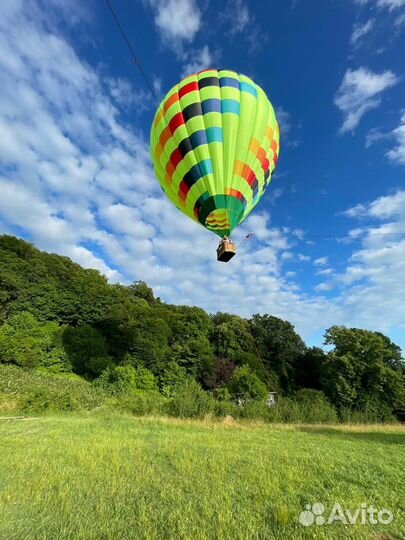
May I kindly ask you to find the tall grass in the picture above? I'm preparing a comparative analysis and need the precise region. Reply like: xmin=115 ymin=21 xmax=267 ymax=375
xmin=0 ymin=413 xmax=404 ymax=539
xmin=0 ymin=365 xmax=104 ymax=413
xmin=0 ymin=365 xmax=398 ymax=424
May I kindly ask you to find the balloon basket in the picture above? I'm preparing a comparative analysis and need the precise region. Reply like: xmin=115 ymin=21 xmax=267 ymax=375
xmin=217 ymin=238 xmax=236 ymax=262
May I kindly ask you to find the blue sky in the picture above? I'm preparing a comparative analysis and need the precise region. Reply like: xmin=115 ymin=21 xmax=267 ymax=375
xmin=0 ymin=0 xmax=404 ymax=350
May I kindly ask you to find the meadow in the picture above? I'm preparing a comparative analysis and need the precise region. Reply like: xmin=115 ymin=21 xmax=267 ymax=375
xmin=0 ymin=413 xmax=404 ymax=540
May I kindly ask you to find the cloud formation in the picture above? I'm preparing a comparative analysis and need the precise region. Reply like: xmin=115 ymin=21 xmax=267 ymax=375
xmin=148 ymin=0 xmax=201 ymax=45
xmin=366 ymin=112 xmax=405 ymax=165
xmin=181 ymin=45 xmax=214 ymax=77
xmin=334 ymin=68 xmax=398 ymax=133
xmin=386 ymin=112 xmax=405 ymax=165
xmin=350 ymin=19 xmax=375 ymax=46
xmin=356 ymin=0 xmax=405 ymax=9
xmin=0 ymin=0 xmax=403 ymax=349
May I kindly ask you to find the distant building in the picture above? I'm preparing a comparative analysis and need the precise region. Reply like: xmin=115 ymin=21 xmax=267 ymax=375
xmin=267 ymin=392 xmax=277 ymax=407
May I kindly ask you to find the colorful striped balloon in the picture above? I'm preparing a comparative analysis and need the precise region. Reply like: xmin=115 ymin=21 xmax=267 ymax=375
xmin=150 ymin=69 xmax=280 ymax=238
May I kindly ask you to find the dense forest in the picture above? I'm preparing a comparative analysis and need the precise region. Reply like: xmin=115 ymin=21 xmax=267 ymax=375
xmin=0 ymin=234 xmax=404 ymax=421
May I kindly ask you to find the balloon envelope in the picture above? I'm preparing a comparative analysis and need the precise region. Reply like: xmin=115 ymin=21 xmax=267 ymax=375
xmin=150 ymin=69 xmax=280 ymax=237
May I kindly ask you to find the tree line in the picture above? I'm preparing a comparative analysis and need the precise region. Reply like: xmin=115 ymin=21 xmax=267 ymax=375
xmin=0 ymin=235 xmax=404 ymax=420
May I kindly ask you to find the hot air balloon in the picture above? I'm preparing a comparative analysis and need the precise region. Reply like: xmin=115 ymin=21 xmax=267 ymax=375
xmin=150 ymin=69 xmax=280 ymax=262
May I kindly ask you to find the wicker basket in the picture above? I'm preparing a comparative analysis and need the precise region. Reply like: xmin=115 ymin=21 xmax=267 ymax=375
xmin=217 ymin=239 xmax=236 ymax=262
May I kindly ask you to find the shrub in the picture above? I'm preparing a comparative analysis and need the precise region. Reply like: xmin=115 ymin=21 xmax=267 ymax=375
xmin=266 ymin=393 xmax=338 ymax=424
xmin=96 ymin=365 xmax=157 ymax=395
xmin=227 ymin=365 xmax=268 ymax=400
xmin=159 ymin=361 xmax=188 ymax=397
xmin=293 ymin=389 xmax=338 ymax=423
xmin=167 ymin=379 xmax=215 ymax=418
xmin=213 ymin=399 xmax=239 ymax=418
xmin=239 ymin=400 xmax=271 ymax=421
xmin=267 ymin=397 xmax=300 ymax=423
xmin=339 ymin=400 xmax=397 ymax=424
xmin=213 ymin=387 xmax=232 ymax=402
xmin=118 ymin=390 xmax=167 ymax=416
xmin=0 ymin=364 xmax=104 ymax=413
xmin=0 ymin=312 xmax=70 ymax=371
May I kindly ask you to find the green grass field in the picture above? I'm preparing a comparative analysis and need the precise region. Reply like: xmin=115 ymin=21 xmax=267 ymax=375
xmin=0 ymin=414 xmax=404 ymax=540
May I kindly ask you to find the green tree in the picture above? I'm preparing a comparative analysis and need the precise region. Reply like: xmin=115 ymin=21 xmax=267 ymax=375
xmin=0 ymin=312 xmax=69 ymax=370
xmin=159 ymin=361 xmax=188 ymax=397
xmin=161 ymin=306 xmax=215 ymax=380
xmin=322 ymin=326 xmax=405 ymax=412
xmin=63 ymin=325 xmax=111 ymax=377
xmin=128 ymin=281 xmax=156 ymax=306
xmin=250 ymin=314 xmax=306 ymax=393
xmin=211 ymin=313 xmax=255 ymax=359
xmin=97 ymin=364 xmax=156 ymax=394
xmin=97 ymin=301 xmax=170 ymax=372
xmin=295 ymin=347 xmax=327 ymax=390
xmin=227 ymin=365 xmax=268 ymax=401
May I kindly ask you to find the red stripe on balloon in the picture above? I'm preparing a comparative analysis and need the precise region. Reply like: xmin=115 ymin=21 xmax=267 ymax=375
xmin=170 ymin=148 xmax=183 ymax=169
xmin=262 ymin=158 xmax=270 ymax=173
xmin=179 ymin=81 xmax=199 ymax=98
xmin=169 ymin=112 xmax=185 ymax=134
xmin=179 ymin=181 xmax=190 ymax=202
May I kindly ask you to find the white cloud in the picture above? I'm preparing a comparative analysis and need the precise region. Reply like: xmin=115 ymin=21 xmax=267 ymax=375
xmin=99 ymin=204 xmax=156 ymax=238
xmin=106 ymin=77 xmax=153 ymax=113
xmin=0 ymin=1 xmax=404 ymax=350
xmin=148 ymin=0 xmax=201 ymax=47
xmin=222 ymin=0 xmax=251 ymax=35
xmin=368 ymin=190 xmax=405 ymax=218
xmin=386 ymin=112 xmax=405 ymax=165
xmin=365 ymin=127 xmax=387 ymax=148
xmin=395 ymin=12 xmax=405 ymax=26
xmin=219 ymin=0 xmax=265 ymax=52
xmin=366 ymin=112 xmax=405 ymax=165
xmin=315 ymin=282 xmax=333 ymax=292
xmin=314 ymin=257 xmax=328 ymax=266
xmin=298 ymin=254 xmax=311 ymax=262
xmin=276 ymin=107 xmax=292 ymax=138
xmin=334 ymin=68 xmax=398 ymax=134
xmin=350 ymin=19 xmax=375 ymax=45
xmin=342 ymin=203 xmax=367 ymax=218
xmin=275 ymin=106 xmax=300 ymax=147
xmin=343 ymin=190 xmax=405 ymax=219
xmin=181 ymin=45 xmax=214 ymax=77
xmin=317 ymin=268 xmax=333 ymax=275
xmin=356 ymin=0 xmax=405 ymax=9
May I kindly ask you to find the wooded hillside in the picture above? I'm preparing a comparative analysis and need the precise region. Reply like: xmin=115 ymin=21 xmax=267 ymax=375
xmin=0 ymin=235 xmax=404 ymax=419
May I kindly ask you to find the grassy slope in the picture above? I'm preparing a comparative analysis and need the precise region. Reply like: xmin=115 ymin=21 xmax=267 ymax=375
xmin=0 ymin=414 xmax=404 ymax=540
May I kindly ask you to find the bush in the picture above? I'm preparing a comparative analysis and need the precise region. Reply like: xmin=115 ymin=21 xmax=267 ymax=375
xmin=227 ymin=365 xmax=268 ymax=401
xmin=96 ymin=365 xmax=157 ymax=395
xmin=167 ymin=379 xmax=215 ymax=418
xmin=292 ymin=389 xmax=338 ymax=423
xmin=117 ymin=390 xmax=167 ymax=416
xmin=339 ymin=400 xmax=397 ymax=424
xmin=265 ymin=393 xmax=338 ymax=424
xmin=239 ymin=400 xmax=271 ymax=421
xmin=0 ymin=364 xmax=105 ymax=413
xmin=159 ymin=361 xmax=188 ymax=397
xmin=213 ymin=399 xmax=239 ymax=418
xmin=0 ymin=312 xmax=70 ymax=371
xmin=213 ymin=387 xmax=232 ymax=402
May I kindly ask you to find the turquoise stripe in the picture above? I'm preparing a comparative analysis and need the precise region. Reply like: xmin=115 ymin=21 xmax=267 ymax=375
xmin=206 ymin=127 xmax=223 ymax=143
xmin=240 ymin=81 xmax=257 ymax=98
xmin=221 ymin=99 xmax=240 ymax=115
xmin=199 ymin=159 xmax=213 ymax=176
